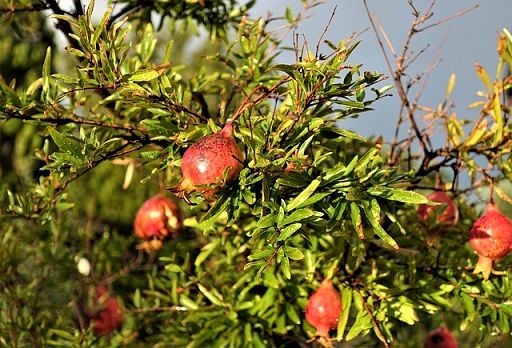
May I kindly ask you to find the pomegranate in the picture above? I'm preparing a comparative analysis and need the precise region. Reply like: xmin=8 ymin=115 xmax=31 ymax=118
xmin=175 ymin=123 xmax=243 ymax=197
xmin=134 ymin=194 xmax=182 ymax=251
xmin=417 ymin=191 xmax=458 ymax=225
xmin=423 ymin=327 xmax=458 ymax=348
xmin=89 ymin=286 xmax=124 ymax=336
xmin=305 ymin=279 xmax=341 ymax=337
xmin=469 ymin=203 xmax=512 ymax=280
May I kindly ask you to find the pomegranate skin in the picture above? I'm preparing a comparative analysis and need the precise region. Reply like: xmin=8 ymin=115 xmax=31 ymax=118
xmin=469 ymin=203 xmax=512 ymax=279
xmin=90 ymin=286 xmax=124 ymax=336
xmin=423 ymin=327 xmax=458 ymax=348
xmin=305 ymin=279 xmax=342 ymax=337
xmin=134 ymin=195 xmax=182 ymax=241
xmin=180 ymin=123 xmax=243 ymax=191
xmin=417 ymin=192 xmax=458 ymax=225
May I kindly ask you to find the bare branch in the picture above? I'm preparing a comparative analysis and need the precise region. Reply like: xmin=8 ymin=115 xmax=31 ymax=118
xmin=416 ymin=4 xmax=479 ymax=33
xmin=315 ymin=5 xmax=337 ymax=59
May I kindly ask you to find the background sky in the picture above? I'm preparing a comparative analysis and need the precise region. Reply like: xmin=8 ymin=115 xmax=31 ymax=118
xmin=55 ymin=0 xmax=512 ymax=140
xmin=248 ymin=0 xmax=512 ymax=140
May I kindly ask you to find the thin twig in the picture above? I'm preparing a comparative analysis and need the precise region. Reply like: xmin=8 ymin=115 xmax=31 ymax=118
xmin=363 ymin=0 xmax=429 ymax=155
xmin=416 ymin=4 xmax=479 ymax=33
xmin=1 ymin=110 xmax=147 ymax=133
xmin=314 ymin=5 xmax=337 ymax=59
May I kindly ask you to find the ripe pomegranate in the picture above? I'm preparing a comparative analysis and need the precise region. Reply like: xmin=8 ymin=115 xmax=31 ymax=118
xmin=175 ymin=123 xmax=243 ymax=197
xmin=89 ymin=286 xmax=124 ymax=336
xmin=417 ymin=191 xmax=458 ymax=225
xmin=423 ymin=327 xmax=458 ymax=348
xmin=305 ymin=279 xmax=342 ymax=337
xmin=134 ymin=194 xmax=182 ymax=251
xmin=469 ymin=203 xmax=512 ymax=280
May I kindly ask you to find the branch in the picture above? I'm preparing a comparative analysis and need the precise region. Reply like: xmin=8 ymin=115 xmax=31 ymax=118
xmin=1 ymin=110 xmax=147 ymax=133
xmin=363 ymin=0 xmax=430 ymax=156
xmin=0 ymin=3 xmax=49 ymax=14
xmin=230 ymin=76 xmax=292 ymax=123
xmin=73 ymin=0 xmax=84 ymax=16
xmin=415 ymin=4 xmax=479 ymax=33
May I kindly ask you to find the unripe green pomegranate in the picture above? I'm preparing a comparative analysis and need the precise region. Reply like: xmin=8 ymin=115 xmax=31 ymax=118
xmin=423 ymin=327 xmax=458 ymax=348
xmin=305 ymin=279 xmax=341 ymax=337
xmin=175 ymin=123 xmax=243 ymax=197
xmin=469 ymin=203 xmax=512 ymax=280
xmin=134 ymin=194 xmax=182 ymax=251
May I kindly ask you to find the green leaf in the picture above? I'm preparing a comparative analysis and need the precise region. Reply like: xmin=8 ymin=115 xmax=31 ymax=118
xmin=48 ymin=127 xmax=83 ymax=158
xmin=180 ymin=295 xmax=199 ymax=310
xmin=194 ymin=240 xmax=220 ymax=268
xmin=354 ymin=147 xmax=379 ymax=176
xmin=445 ymin=73 xmax=456 ymax=98
xmin=164 ymin=264 xmax=182 ymax=272
xmin=127 ymin=63 xmax=171 ymax=82
xmin=350 ymin=203 xmax=364 ymax=239
xmin=198 ymin=284 xmax=226 ymax=307
xmin=336 ymin=128 xmax=367 ymax=142
xmin=461 ymin=292 xmax=476 ymax=321
xmin=257 ymin=214 xmax=276 ymax=229
xmin=42 ymin=47 xmax=52 ymax=97
xmin=282 ymin=209 xmax=314 ymax=225
xmin=199 ymin=193 xmax=231 ymax=225
xmin=278 ymin=223 xmax=302 ymax=241
xmin=304 ymin=249 xmax=316 ymax=281
xmin=367 ymin=187 xmax=428 ymax=204
xmin=499 ymin=302 xmax=512 ymax=316
xmin=280 ymin=254 xmax=291 ymax=279
xmin=248 ymin=248 xmax=274 ymax=261
xmin=295 ymin=192 xmax=331 ymax=209
xmin=92 ymin=6 xmax=112 ymax=45
xmin=244 ymin=323 xmax=253 ymax=343
xmin=362 ymin=199 xmax=399 ymax=249
xmin=286 ymin=303 xmax=301 ymax=324
xmin=283 ymin=246 xmax=304 ymax=260
xmin=337 ymin=286 xmax=352 ymax=341
xmin=133 ymin=289 xmax=141 ymax=308
xmin=464 ymin=118 xmax=488 ymax=147
xmin=346 ymin=309 xmax=372 ymax=341
xmin=287 ymin=178 xmax=321 ymax=211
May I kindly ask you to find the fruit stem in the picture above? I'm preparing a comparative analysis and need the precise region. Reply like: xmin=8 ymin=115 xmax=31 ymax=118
xmin=473 ymin=255 xmax=493 ymax=280
xmin=316 ymin=332 xmax=333 ymax=347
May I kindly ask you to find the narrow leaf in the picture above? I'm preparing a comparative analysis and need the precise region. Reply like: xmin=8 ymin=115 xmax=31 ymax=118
xmin=127 ymin=63 xmax=171 ymax=82
xmin=287 ymin=178 xmax=321 ymax=211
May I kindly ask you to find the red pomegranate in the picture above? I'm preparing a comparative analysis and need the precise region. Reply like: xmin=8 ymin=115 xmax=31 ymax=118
xmin=90 ymin=286 xmax=124 ymax=336
xmin=417 ymin=191 xmax=458 ymax=225
xmin=176 ymin=123 xmax=243 ymax=196
xmin=423 ymin=327 xmax=458 ymax=348
xmin=134 ymin=195 xmax=182 ymax=251
xmin=305 ymin=279 xmax=342 ymax=337
xmin=469 ymin=203 xmax=512 ymax=280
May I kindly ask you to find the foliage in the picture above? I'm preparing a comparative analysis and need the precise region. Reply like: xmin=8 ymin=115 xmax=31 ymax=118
xmin=1 ymin=0 xmax=512 ymax=347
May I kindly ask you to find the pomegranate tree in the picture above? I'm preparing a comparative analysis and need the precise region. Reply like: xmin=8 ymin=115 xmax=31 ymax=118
xmin=417 ymin=191 xmax=458 ymax=225
xmin=134 ymin=194 xmax=183 ymax=251
xmin=469 ymin=203 xmax=512 ymax=280
xmin=175 ymin=123 xmax=243 ymax=197
xmin=305 ymin=279 xmax=342 ymax=338
xmin=89 ymin=286 xmax=124 ymax=336
xmin=423 ymin=327 xmax=458 ymax=348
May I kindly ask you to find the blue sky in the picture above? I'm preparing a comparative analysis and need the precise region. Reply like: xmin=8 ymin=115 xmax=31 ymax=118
xmin=247 ymin=1 xmax=512 ymax=139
